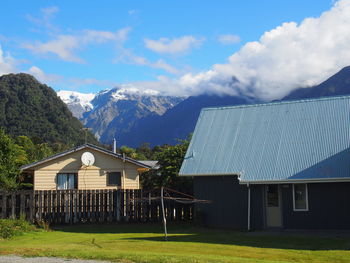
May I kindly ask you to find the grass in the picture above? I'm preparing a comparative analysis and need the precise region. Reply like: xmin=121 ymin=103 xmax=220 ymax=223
xmin=1 ymin=223 xmax=350 ymax=263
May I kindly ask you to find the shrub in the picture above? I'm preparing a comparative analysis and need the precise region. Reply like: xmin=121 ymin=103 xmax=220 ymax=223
xmin=36 ymin=220 xmax=51 ymax=231
xmin=0 ymin=218 xmax=36 ymax=239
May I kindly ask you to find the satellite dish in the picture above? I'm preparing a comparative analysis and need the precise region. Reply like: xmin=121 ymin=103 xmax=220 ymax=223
xmin=81 ymin=152 xmax=95 ymax=166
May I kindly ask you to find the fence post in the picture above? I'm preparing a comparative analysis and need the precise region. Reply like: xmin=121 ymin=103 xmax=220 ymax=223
xmin=28 ymin=191 xmax=33 ymax=222
xmin=10 ymin=192 xmax=15 ymax=219
xmin=1 ymin=192 xmax=6 ymax=219
xmin=116 ymin=189 xmax=121 ymax=222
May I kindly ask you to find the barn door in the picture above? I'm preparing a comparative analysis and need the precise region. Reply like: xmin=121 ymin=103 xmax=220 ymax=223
xmin=265 ymin=185 xmax=282 ymax=228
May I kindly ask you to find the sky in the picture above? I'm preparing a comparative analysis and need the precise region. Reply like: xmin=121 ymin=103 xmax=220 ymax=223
xmin=1 ymin=0 xmax=349 ymax=100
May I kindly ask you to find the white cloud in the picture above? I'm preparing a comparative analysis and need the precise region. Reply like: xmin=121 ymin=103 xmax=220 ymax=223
xmin=22 ymin=27 xmax=132 ymax=63
xmin=128 ymin=9 xmax=137 ymax=15
xmin=28 ymin=66 xmax=116 ymax=91
xmin=218 ymin=34 xmax=241 ymax=45
xmin=157 ymin=0 xmax=350 ymax=99
xmin=0 ymin=45 xmax=17 ymax=75
xmin=27 ymin=66 xmax=62 ymax=83
xmin=83 ymin=27 xmax=131 ymax=44
xmin=116 ymin=48 xmax=180 ymax=74
xmin=41 ymin=6 xmax=59 ymax=15
xmin=151 ymin=59 xmax=180 ymax=75
xmin=144 ymin=36 xmax=204 ymax=55
xmin=68 ymin=77 xmax=116 ymax=87
xmin=26 ymin=6 xmax=60 ymax=33
xmin=23 ymin=35 xmax=82 ymax=63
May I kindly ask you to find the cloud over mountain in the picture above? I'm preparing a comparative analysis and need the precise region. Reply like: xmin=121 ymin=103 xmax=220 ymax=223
xmin=172 ymin=0 xmax=350 ymax=100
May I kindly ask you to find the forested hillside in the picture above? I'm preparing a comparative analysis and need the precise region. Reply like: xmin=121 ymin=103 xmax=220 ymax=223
xmin=0 ymin=73 xmax=97 ymax=147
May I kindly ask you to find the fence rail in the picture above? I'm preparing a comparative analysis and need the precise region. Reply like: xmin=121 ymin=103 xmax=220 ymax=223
xmin=0 ymin=190 xmax=193 ymax=224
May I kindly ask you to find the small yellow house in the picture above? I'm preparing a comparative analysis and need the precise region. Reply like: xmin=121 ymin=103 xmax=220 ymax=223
xmin=21 ymin=144 xmax=154 ymax=190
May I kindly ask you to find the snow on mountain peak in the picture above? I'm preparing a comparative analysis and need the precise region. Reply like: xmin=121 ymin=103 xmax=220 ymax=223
xmin=57 ymin=90 xmax=95 ymax=110
xmin=109 ymin=86 xmax=160 ymax=102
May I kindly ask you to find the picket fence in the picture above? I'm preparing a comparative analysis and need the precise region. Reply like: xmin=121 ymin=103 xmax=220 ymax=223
xmin=0 ymin=189 xmax=193 ymax=224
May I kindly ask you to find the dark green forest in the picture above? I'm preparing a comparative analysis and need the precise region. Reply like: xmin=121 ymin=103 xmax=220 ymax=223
xmin=0 ymin=129 xmax=54 ymax=190
xmin=0 ymin=73 xmax=97 ymax=147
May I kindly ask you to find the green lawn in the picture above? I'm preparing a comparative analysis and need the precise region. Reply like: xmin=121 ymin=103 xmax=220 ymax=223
xmin=1 ymin=223 xmax=350 ymax=263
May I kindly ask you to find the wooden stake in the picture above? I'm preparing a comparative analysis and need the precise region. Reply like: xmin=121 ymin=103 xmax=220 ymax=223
xmin=161 ymin=186 xmax=168 ymax=241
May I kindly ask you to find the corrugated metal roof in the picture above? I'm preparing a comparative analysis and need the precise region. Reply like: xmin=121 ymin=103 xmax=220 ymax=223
xmin=179 ymin=96 xmax=350 ymax=182
xmin=137 ymin=160 xmax=159 ymax=169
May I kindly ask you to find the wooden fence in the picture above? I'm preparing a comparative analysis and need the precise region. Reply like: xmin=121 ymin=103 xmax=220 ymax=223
xmin=0 ymin=190 xmax=193 ymax=224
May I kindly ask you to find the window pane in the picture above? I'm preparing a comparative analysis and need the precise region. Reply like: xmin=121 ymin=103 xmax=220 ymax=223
xmin=294 ymin=184 xmax=307 ymax=210
xmin=267 ymin=185 xmax=279 ymax=207
xmin=107 ymin=172 xmax=121 ymax=186
xmin=57 ymin=173 xmax=77 ymax=190
xmin=68 ymin=174 xmax=75 ymax=189
xmin=57 ymin=174 xmax=67 ymax=190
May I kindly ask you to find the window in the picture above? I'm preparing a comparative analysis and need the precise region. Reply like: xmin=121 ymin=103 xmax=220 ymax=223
xmin=293 ymin=184 xmax=308 ymax=211
xmin=107 ymin=172 xmax=121 ymax=186
xmin=266 ymin=185 xmax=279 ymax=207
xmin=57 ymin=173 xmax=77 ymax=190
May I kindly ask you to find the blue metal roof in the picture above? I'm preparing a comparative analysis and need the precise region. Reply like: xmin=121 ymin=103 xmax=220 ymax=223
xmin=179 ymin=96 xmax=350 ymax=183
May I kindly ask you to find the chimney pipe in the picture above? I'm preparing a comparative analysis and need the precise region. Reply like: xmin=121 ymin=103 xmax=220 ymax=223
xmin=113 ymin=138 xmax=117 ymax=154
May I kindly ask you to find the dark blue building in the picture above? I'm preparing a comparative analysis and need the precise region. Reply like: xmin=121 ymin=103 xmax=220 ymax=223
xmin=180 ymin=96 xmax=350 ymax=229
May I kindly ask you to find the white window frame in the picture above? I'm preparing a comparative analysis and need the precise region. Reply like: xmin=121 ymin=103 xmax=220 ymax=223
xmin=292 ymin=183 xmax=309 ymax=211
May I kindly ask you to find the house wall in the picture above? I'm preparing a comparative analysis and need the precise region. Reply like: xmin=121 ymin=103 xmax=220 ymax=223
xmin=281 ymin=182 xmax=350 ymax=229
xmin=33 ymin=148 xmax=140 ymax=190
xmin=193 ymin=176 xmax=264 ymax=229
xmin=194 ymin=177 xmax=350 ymax=230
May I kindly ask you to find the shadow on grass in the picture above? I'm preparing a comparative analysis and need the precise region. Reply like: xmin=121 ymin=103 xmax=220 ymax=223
xmin=52 ymin=222 xmax=200 ymax=234
xmin=52 ymin=223 xmax=350 ymax=251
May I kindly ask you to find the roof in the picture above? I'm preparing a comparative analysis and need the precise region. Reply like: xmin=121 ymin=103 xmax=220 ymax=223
xmin=21 ymin=143 xmax=152 ymax=170
xmin=137 ymin=160 xmax=159 ymax=169
xmin=179 ymin=96 xmax=350 ymax=183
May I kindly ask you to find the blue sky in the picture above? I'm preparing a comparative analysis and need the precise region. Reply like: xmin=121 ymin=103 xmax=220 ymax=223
xmin=0 ymin=0 xmax=348 ymax=99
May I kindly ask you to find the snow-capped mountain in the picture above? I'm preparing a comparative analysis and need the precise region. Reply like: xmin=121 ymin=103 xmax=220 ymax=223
xmin=57 ymin=87 xmax=185 ymax=145
xmin=57 ymin=90 xmax=95 ymax=119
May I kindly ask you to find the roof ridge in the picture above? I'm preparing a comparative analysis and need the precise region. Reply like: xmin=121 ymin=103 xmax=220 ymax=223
xmin=21 ymin=143 xmax=151 ymax=170
xmin=201 ymin=95 xmax=350 ymax=111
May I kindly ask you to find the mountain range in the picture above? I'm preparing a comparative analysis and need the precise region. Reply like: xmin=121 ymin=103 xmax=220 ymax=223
xmin=58 ymin=66 xmax=350 ymax=147
xmin=58 ymin=88 xmax=184 ymax=145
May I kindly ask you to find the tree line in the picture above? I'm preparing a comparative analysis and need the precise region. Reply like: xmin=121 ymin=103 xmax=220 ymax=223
xmin=119 ymin=138 xmax=192 ymax=194
xmin=0 ymin=129 xmax=192 ymax=193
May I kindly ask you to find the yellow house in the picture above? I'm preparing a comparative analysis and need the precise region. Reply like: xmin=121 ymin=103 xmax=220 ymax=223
xmin=21 ymin=144 xmax=154 ymax=190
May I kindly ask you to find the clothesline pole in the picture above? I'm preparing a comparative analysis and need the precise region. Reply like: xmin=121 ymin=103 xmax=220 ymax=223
xmin=161 ymin=186 xmax=168 ymax=241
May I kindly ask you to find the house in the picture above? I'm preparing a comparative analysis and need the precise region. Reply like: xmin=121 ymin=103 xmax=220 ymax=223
xmin=21 ymin=144 xmax=154 ymax=190
xmin=179 ymin=96 xmax=350 ymax=230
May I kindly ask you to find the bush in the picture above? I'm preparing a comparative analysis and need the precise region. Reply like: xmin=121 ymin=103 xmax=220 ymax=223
xmin=0 ymin=218 xmax=36 ymax=239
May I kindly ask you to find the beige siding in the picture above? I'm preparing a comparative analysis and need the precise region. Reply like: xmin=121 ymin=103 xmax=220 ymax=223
xmin=34 ymin=170 xmax=57 ymax=190
xmin=124 ymin=169 xmax=140 ymax=189
xmin=32 ymin=148 xmax=143 ymax=190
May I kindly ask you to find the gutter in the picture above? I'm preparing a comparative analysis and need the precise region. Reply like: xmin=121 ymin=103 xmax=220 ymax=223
xmin=239 ymin=177 xmax=350 ymax=184
xmin=179 ymin=172 xmax=240 ymax=177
